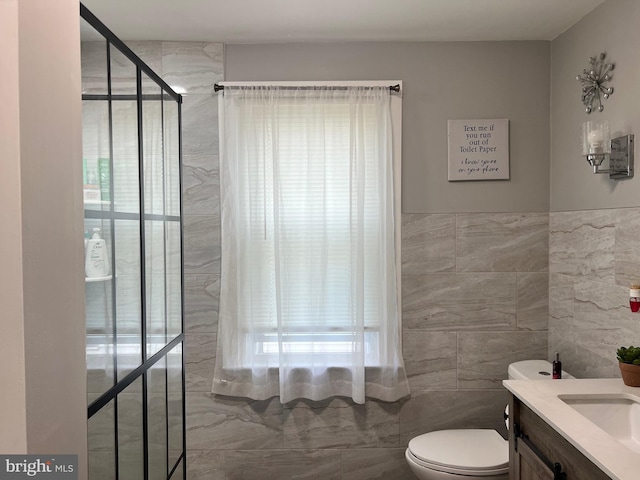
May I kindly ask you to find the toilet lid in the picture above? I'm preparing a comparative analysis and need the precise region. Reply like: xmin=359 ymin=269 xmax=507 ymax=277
xmin=408 ymin=429 xmax=508 ymax=472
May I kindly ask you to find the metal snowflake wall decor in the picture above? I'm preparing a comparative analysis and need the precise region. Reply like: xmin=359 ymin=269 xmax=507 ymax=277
xmin=576 ymin=52 xmax=614 ymax=113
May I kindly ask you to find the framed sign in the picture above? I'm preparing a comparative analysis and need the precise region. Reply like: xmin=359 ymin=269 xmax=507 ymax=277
xmin=447 ymin=119 xmax=509 ymax=181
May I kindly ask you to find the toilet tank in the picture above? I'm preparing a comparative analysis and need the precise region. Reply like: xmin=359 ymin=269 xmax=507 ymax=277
xmin=508 ymin=360 xmax=574 ymax=380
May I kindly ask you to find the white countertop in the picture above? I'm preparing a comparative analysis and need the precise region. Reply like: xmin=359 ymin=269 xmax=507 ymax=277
xmin=503 ymin=378 xmax=640 ymax=480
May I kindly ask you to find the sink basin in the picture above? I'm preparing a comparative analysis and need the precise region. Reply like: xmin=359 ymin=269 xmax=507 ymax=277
xmin=559 ymin=394 xmax=640 ymax=454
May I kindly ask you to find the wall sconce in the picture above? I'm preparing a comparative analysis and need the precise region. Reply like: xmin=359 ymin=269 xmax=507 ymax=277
xmin=581 ymin=120 xmax=634 ymax=178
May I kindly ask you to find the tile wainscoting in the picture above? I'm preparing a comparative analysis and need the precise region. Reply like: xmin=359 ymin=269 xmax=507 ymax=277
xmin=185 ymin=212 xmax=549 ymax=479
xmin=549 ymin=207 xmax=640 ymax=379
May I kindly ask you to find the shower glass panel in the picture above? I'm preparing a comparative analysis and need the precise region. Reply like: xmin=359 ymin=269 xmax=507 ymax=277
xmin=164 ymin=99 xmax=180 ymax=217
xmin=118 ymin=377 xmax=144 ymax=480
xmin=114 ymin=219 xmax=142 ymax=381
xmin=80 ymin=34 xmax=108 ymax=95
xmin=166 ymin=221 xmax=183 ymax=341
xmin=147 ymin=356 xmax=168 ymax=480
xmin=81 ymin=3 xmax=185 ymax=479
xmin=82 ymin=100 xmax=110 ymax=215
xmin=85 ymin=261 xmax=114 ymax=397
xmin=170 ymin=461 xmax=184 ymax=480
xmin=87 ymin=398 xmax=116 ymax=480
xmin=110 ymin=46 xmax=137 ymax=95
xmin=146 ymin=219 xmax=167 ymax=357
xmin=142 ymin=79 xmax=165 ymax=216
xmin=167 ymin=343 xmax=184 ymax=471
xmin=112 ymin=101 xmax=140 ymax=214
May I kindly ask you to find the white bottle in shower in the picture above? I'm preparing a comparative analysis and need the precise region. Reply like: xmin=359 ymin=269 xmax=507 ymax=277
xmin=85 ymin=227 xmax=110 ymax=278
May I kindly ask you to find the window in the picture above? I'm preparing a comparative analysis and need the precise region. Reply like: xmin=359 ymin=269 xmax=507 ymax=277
xmin=212 ymin=83 xmax=409 ymax=404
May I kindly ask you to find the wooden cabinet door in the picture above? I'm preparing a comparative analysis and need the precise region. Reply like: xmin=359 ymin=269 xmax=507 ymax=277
xmin=516 ymin=438 xmax=556 ymax=480
xmin=509 ymin=394 xmax=611 ymax=480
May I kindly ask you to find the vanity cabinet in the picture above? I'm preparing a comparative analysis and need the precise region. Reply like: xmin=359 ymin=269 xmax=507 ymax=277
xmin=509 ymin=394 xmax=611 ymax=480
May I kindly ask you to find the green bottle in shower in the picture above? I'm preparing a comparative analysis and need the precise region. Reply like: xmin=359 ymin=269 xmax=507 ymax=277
xmin=98 ymin=157 xmax=111 ymax=202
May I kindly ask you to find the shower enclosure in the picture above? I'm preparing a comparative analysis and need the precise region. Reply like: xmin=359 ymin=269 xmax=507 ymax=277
xmin=81 ymin=4 xmax=185 ymax=479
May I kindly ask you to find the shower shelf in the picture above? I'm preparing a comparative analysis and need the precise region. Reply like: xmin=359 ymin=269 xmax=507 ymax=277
xmin=85 ymin=275 xmax=112 ymax=283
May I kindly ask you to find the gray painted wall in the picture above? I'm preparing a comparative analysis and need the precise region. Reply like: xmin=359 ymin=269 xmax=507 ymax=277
xmin=226 ymin=41 xmax=551 ymax=214
xmin=551 ymin=0 xmax=640 ymax=212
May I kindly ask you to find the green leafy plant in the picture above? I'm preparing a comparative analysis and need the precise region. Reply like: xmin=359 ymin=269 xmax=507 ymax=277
xmin=617 ymin=346 xmax=640 ymax=365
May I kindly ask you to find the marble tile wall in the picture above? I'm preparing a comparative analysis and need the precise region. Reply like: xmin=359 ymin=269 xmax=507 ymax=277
xmin=400 ymin=212 xmax=549 ymax=433
xmin=549 ymin=208 xmax=640 ymax=379
xmin=182 ymin=211 xmax=548 ymax=479
xmin=90 ymin=41 xmax=552 ymax=478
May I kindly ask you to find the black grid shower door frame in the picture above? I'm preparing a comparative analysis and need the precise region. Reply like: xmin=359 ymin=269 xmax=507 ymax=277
xmin=81 ymin=3 xmax=186 ymax=480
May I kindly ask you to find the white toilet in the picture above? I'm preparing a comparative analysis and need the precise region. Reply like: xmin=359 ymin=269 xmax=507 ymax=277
xmin=405 ymin=360 xmax=574 ymax=480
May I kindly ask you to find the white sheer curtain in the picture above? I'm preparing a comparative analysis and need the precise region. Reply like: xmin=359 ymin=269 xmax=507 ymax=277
xmin=212 ymin=84 xmax=409 ymax=404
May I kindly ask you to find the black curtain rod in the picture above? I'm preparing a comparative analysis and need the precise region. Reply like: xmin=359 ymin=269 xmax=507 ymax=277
xmin=214 ymin=83 xmax=400 ymax=93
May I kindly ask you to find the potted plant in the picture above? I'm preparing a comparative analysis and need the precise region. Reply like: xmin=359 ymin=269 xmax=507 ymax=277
xmin=617 ymin=346 xmax=640 ymax=386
